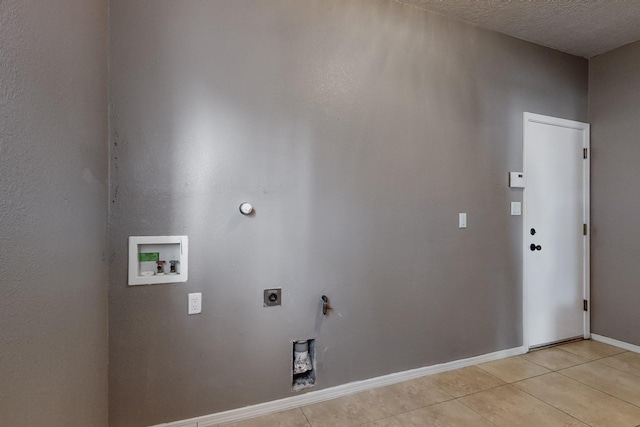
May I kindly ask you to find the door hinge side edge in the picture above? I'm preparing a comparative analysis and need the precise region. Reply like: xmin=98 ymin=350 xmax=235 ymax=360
xmin=583 ymin=224 xmax=588 ymax=235
xmin=584 ymin=300 xmax=588 ymax=311
xmin=583 ymin=148 xmax=588 ymax=159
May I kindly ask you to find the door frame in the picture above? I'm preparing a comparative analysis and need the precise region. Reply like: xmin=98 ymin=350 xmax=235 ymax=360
xmin=522 ymin=112 xmax=590 ymax=350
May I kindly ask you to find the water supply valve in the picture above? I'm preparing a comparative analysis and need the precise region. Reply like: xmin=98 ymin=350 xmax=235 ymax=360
xmin=169 ymin=260 xmax=179 ymax=274
xmin=321 ymin=295 xmax=331 ymax=315
xmin=156 ymin=260 xmax=166 ymax=275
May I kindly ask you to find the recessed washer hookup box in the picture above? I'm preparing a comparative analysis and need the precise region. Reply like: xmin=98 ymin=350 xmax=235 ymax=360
xmin=128 ymin=235 xmax=188 ymax=285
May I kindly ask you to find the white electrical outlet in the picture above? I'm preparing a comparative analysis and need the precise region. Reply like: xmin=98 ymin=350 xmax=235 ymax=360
xmin=188 ymin=292 xmax=202 ymax=315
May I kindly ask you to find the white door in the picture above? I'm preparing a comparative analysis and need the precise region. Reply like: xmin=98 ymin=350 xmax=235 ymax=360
xmin=523 ymin=112 xmax=590 ymax=348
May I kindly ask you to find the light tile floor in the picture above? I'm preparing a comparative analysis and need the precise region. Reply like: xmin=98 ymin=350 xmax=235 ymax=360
xmin=220 ymin=340 xmax=640 ymax=427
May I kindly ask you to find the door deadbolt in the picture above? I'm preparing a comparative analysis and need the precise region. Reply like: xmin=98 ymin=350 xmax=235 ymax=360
xmin=530 ymin=228 xmax=536 ymax=235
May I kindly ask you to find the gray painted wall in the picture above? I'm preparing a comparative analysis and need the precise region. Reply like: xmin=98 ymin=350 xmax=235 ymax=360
xmin=0 ymin=0 xmax=108 ymax=426
xmin=109 ymin=1 xmax=587 ymax=425
xmin=589 ymin=41 xmax=640 ymax=346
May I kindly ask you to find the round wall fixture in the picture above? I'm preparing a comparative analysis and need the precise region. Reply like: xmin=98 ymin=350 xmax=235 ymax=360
xmin=239 ymin=202 xmax=253 ymax=215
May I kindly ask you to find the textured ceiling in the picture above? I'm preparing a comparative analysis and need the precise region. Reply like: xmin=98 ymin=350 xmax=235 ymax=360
xmin=397 ymin=0 xmax=640 ymax=58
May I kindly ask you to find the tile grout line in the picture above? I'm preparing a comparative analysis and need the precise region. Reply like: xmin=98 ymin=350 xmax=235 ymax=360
xmin=555 ymin=367 xmax=640 ymax=410
xmin=366 ymin=379 xmax=458 ymax=422
xmin=474 ymin=363 xmax=552 ymax=384
xmin=591 ymin=356 xmax=640 ymax=379
xmin=454 ymin=395 xmax=500 ymax=426
xmin=298 ymin=406 xmax=313 ymax=427
xmin=555 ymin=345 xmax=628 ymax=361
xmin=510 ymin=374 xmax=594 ymax=426
xmin=425 ymin=366 xmax=510 ymax=401
xmin=522 ymin=343 xmax=629 ymax=372
xmin=360 ymin=378 xmax=489 ymax=426
xmin=522 ymin=348 xmax=598 ymax=371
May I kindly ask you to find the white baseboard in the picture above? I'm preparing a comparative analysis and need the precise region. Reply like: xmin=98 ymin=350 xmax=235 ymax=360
xmin=151 ymin=345 xmax=526 ymax=427
xmin=591 ymin=333 xmax=640 ymax=353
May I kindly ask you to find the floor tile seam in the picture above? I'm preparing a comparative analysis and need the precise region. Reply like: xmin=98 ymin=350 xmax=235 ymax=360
xmin=518 ymin=355 xmax=556 ymax=371
xmin=299 ymin=406 xmax=313 ymax=427
xmin=509 ymin=376 xmax=592 ymax=426
xmin=592 ymin=358 xmax=640 ymax=379
xmin=362 ymin=411 xmax=404 ymax=426
xmin=427 ymin=363 xmax=509 ymax=396
xmin=555 ymin=369 xmax=640 ymax=410
xmin=362 ymin=407 xmax=402 ymax=425
xmin=364 ymin=382 xmax=458 ymax=418
xmin=460 ymin=364 xmax=509 ymax=384
xmin=549 ymin=359 xmax=596 ymax=371
xmin=301 ymin=406 xmax=328 ymax=427
xmin=556 ymin=346 xmax=628 ymax=361
xmin=384 ymin=415 xmax=402 ymax=426
xmin=521 ymin=353 xmax=594 ymax=372
xmin=386 ymin=406 xmax=417 ymax=421
xmin=357 ymin=414 xmax=401 ymax=426
xmin=387 ymin=399 xmax=501 ymax=427
xmin=421 ymin=377 xmax=459 ymax=401
xmin=446 ymin=381 xmax=507 ymax=399
xmin=380 ymin=394 xmax=457 ymax=418
xmin=454 ymin=395 xmax=500 ymax=426
xmin=473 ymin=364 xmax=551 ymax=384
xmin=553 ymin=347 xmax=600 ymax=360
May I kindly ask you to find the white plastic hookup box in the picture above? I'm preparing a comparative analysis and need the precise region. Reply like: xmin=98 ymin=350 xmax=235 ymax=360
xmin=128 ymin=235 xmax=188 ymax=285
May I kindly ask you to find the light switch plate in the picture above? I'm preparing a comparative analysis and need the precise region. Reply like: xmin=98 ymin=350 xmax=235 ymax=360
xmin=510 ymin=202 xmax=522 ymax=216
xmin=459 ymin=213 xmax=467 ymax=228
